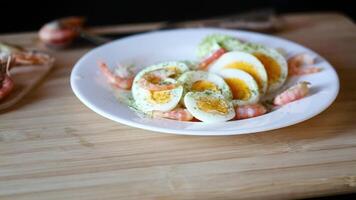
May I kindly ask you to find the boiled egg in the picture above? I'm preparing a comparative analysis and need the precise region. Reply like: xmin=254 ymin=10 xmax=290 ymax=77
xmin=177 ymin=70 xmax=232 ymax=100
xmin=184 ymin=91 xmax=235 ymax=122
xmin=219 ymin=69 xmax=259 ymax=106
xmin=132 ymin=61 xmax=189 ymax=112
xmin=242 ymin=43 xmax=288 ymax=92
xmin=209 ymin=51 xmax=268 ymax=95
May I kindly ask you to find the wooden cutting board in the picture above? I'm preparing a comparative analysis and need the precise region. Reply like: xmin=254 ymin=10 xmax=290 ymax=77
xmin=0 ymin=13 xmax=356 ymax=200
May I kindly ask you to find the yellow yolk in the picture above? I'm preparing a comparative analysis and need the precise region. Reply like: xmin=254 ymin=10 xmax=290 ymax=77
xmin=224 ymin=62 xmax=263 ymax=92
xmin=191 ymin=80 xmax=219 ymax=92
xmin=197 ymin=97 xmax=228 ymax=114
xmin=253 ymin=53 xmax=281 ymax=84
xmin=145 ymin=73 xmax=161 ymax=84
xmin=224 ymin=78 xmax=251 ymax=100
xmin=150 ymin=90 xmax=171 ymax=104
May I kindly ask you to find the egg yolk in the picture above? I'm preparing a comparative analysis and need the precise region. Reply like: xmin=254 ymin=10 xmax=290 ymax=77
xmin=150 ymin=90 xmax=171 ymax=104
xmin=165 ymin=66 xmax=179 ymax=78
xmin=197 ymin=97 xmax=228 ymax=115
xmin=191 ymin=80 xmax=219 ymax=92
xmin=224 ymin=62 xmax=263 ymax=92
xmin=253 ymin=53 xmax=281 ymax=84
xmin=224 ymin=78 xmax=251 ymax=100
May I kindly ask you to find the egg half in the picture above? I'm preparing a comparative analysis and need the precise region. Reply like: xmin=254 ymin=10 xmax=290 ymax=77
xmin=241 ymin=43 xmax=288 ymax=92
xmin=184 ymin=91 xmax=235 ymax=122
xmin=132 ymin=61 xmax=189 ymax=112
xmin=209 ymin=51 xmax=268 ymax=95
xmin=218 ymin=69 xmax=259 ymax=106
xmin=177 ymin=70 xmax=232 ymax=100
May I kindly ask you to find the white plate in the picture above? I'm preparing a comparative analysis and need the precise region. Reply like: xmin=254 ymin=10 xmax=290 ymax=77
xmin=70 ymin=28 xmax=339 ymax=136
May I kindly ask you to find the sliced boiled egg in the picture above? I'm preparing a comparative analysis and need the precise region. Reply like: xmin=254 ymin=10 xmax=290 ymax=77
xmin=242 ymin=43 xmax=288 ymax=92
xmin=209 ymin=51 xmax=268 ymax=95
xmin=132 ymin=78 xmax=183 ymax=112
xmin=184 ymin=91 xmax=235 ymax=122
xmin=177 ymin=70 xmax=232 ymax=100
xmin=132 ymin=61 xmax=189 ymax=112
xmin=219 ymin=69 xmax=259 ymax=106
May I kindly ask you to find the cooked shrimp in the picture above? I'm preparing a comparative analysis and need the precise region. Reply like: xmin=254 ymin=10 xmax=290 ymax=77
xmin=274 ymin=81 xmax=310 ymax=106
xmin=198 ymin=48 xmax=226 ymax=70
xmin=288 ymin=53 xmax=321 ymax=76
xmin=12 ymin=51 xmax=53 ymax=66
xmin=98 ymin=61 xmax=134 ymax=90
xmin=138 ymin=68 xmax=177 ymax=91
xmin=235 ymin=104 xmax=267 ymax=120
xmin=39 ymin=16 xmax=85 ymax=47
xmin=0 ymin=42 xmax=54 ymax=66
xmin=0 ymin=76 xmax=14 ymax=100
xmin=0 ymin=57 xmax=14 ymax=100
xmin=289 ymin=66 xmax=321 ymax=75
xmin=152 ymin=108 xmax=194 ymax=121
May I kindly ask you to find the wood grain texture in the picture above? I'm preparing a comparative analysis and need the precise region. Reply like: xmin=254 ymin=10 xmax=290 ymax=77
xmin=1 ymin=13 xmax=356 ymax=200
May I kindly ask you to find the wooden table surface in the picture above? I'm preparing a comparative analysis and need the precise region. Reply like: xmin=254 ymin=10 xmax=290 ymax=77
xmin=1 ymin=13 xmax=356 ymax=200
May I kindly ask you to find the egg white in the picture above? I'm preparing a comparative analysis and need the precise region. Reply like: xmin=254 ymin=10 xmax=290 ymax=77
xmin=184 ymin=91 xmax=235 ymax=123
xmin=240 ymin=43 xmax=288 ymax=92
xmin=209 ymin=51 xmax=268 ymax=95
xmin=132 ymin=61 xmax=189 ymax=112
xmin=218 ymin=69 xmax=260 ymax=106
xmin=177 ymin=70 xmax=232 ymax=100
xmin=132 ymin=79 xmax=183 ymax=112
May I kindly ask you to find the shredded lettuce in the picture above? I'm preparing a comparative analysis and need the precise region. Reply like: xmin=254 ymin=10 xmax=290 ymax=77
xmin=196 ymin=34 xmax=243 ymax=59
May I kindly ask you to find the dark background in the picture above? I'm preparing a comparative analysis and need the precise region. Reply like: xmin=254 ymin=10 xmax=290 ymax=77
xmin=1 ymin=0 xmax=354 ymax=33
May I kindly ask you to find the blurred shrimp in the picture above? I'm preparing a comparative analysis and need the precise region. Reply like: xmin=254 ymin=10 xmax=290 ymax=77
xmin=288 ymin=53 xmax=321 ymax=76
xmin=0 ymin=42 xmax=54 ymax=66
xmin=0 ymin=56 xmax=14 ymax=100
xmin=98 ymin=61 xmax=134 ymax=90
xmin=198 ymin=48 xmax=226 ymax=70
xmin=274 ymin=81 xmax=310 ymax=106
xmin=152 ymin=108 xmax=194 ymax=121
xmin=235 ymin=104 xmax=267 ymax=120
xmin=138 ymin=68 xmax=177 ymax=91
xmin=39 ymin=16 xmax=85 ymax=47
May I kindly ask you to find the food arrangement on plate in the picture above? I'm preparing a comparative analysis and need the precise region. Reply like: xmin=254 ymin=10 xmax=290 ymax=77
xmin=97 ymin=34 xmax=322 ymax=123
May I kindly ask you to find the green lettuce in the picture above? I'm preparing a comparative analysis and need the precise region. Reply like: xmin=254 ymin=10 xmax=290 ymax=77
xmin=196 ymin=34 xmax=243 ymax=58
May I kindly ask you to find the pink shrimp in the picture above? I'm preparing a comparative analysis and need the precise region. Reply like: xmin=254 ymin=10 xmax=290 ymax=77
xmin=39 ymin=16 xmax=85 ymax=47
xmin=0 ymin=42 xmax=54 ymax=67
xmin=198 ymin=48 xmax=226 ymax=70
xmin=98 ymin=61 xmax=134 ymax=90
xmin=235 ymin=104 xmax=267 ymax=120
xmin=288 ymin=53 xmax=321 ymax=76
xmin=0 ymin=57 xmax=14 ymax=100
xmin=0 ymin=76 xmax=14 ymax=100
xmin=152 ymin=108 xmax=194 ymax=121
xmin=274 ymin=81 xmax=310 ymax=106
xmin=138 ymin=68 xmax=177 ymax=91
